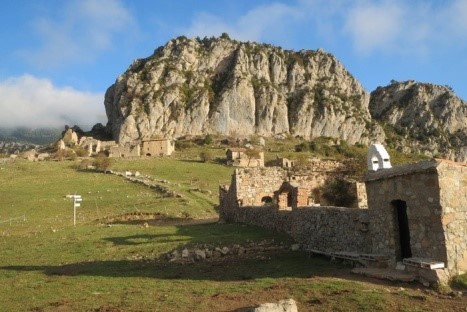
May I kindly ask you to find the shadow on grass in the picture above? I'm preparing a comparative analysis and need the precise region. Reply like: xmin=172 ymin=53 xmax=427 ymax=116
xmin=0 ymin=252 xmax=344 ymax=282
xmin=0 ymin=222 xmax=422 ymax=288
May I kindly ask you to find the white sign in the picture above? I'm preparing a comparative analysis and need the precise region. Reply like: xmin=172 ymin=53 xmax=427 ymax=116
xmin=66 ymin=194 xmax=82 ymax=226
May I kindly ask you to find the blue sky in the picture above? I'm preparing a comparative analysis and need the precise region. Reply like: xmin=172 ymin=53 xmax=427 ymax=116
xmin=1 ymin=0 xmax=466 ymax=129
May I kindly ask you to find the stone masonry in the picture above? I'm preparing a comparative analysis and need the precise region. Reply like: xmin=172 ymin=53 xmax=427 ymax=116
xmin=366 ymin=159 xmax=467 ymax=276
xmin=220 ymin=157 xmax=467 ymax=283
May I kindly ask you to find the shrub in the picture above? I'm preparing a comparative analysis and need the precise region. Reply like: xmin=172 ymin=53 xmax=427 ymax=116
xmin=74 ymin=146 xmax=88 ymax=157
xmin=93 ymin=154 xmax=113 ymax=172
xmin=199 ymin=150 xmax=213 ymax=163
xmin=175 ymin=140 xmax=194 ymax=150
xmin=320 ymin=177 xmax=356 ymax=207
xmin=203 ymin=134 xmax=213 ymax=145
xmin=293 ymin=154 xmax=309 ymax=170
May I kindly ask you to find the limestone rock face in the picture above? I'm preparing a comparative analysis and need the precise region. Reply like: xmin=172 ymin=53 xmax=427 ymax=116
xmin=104 ymin=36 xmax=384 ymax=144
xmin=370 ymin=81 xmax=467 ymax=162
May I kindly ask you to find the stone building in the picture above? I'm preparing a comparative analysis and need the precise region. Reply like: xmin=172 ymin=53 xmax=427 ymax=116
xmin=108 ymin=143 xmax=141 ymax=158
xmin=141 ymin=139 xmax=174 ymax=156
xmin=268 ymin=157 xmax=295 ymax=168
xmin=219 ymin=156 xmax=467 ymax=284
xmin=275 ymin=181 xmax=309 ymax=210
xmin=365 ymin=159 xmax=467 ymax=278
xmin=226 ymin=148 xmax=264 ymax=167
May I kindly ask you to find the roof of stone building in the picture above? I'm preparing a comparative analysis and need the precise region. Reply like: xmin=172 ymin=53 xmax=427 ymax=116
xmin=364 ymin=158 xmax=467 ymax=182
xmin=365 ymin=159 xmax=438 ymax=182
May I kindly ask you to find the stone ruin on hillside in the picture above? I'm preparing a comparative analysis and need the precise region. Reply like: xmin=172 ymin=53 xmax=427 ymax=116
xmin=219 ymin=144 xmax=467 ymax=285
xmin=59 ymin=128 xmax=174 ymax=158
xmin=226 ymin=148 xmax=265 ymax=168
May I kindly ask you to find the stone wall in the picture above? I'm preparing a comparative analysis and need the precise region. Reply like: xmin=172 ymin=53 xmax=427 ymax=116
xmin=234 ymin=167 xmax=287 ymax=206
xmin=366 ymin=161 xmax=447 ymax=267
xmin=220 ymin=158 xmax=467 ymax=282
xmin=220 ymin=202 xmax=371 ymax=253
xmin=227 ymin=149 xmax=265 ymax=168
xmin=142 ymin=139 xmax=174 ymax=156
xmin=108 ymin=144 xmax=140 ymax=158
xmin=437 ymin=161 xmax=467 ymax=274
xmin=220 ymin=167 xmax=371 ymax=253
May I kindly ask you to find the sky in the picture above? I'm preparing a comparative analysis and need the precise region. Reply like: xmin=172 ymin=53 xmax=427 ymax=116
xmin=1 ymin=0 xmax=467 ymax=129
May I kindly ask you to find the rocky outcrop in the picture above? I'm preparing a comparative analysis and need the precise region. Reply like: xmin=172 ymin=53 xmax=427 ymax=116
xmin=370 ymin=81 xmax=467 ymax=162
xmin=104 ymin=35 xmax=384 ymax=144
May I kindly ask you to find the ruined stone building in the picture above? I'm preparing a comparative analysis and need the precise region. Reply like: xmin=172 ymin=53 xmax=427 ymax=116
xmin=108 ymin=143 xmax=141 ymax=158
xmin=141 ymin=139 xmax=174 ymax=157
xmin=226 ymin=148 xmax=265 ymax=167
xmin=268 ymin=157 xmax=295 ymax=168
xmin=219 ymin=147 xmax=467 ymax=284
xmin=59 ymin=128 xmax=175 ymax=158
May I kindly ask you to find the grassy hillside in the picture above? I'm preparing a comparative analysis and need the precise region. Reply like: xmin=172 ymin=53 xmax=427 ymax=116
xmin=0 ymin=158 xmax=465 ymax=311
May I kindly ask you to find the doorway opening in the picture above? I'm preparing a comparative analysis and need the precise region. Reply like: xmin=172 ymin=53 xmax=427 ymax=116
xmin=391 ymin=200 xmax=412 ymax=260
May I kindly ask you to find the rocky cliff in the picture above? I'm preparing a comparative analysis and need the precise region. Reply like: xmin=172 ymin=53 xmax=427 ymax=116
xmin=103 ymin=36 xmax=466 ymax=162
xmin=370 ymin=81 xmax=467 ymax=162
xmin=104 ymin=36 xmax=384 ymax=144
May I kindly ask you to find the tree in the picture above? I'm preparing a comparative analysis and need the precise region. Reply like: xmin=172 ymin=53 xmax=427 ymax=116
xmin=220 ymin=32 xmax=230 ymax=40
xmin=244 ymin=148 xmax=261 ymax=166
xmin=320 ymin=177 xmax=357 ymax=207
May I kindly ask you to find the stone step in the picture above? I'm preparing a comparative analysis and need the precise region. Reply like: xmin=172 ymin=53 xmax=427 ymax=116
xmin=403 ymin=257 xmax=445 ymax=269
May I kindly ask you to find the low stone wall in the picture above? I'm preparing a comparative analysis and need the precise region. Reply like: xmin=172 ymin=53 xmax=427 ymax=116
xmin=221 ymin=201 xmax=371 ymax=253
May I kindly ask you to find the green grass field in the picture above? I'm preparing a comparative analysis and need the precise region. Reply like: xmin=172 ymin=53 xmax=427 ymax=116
xmin=0 ymin=158 xmax=465 ymax=311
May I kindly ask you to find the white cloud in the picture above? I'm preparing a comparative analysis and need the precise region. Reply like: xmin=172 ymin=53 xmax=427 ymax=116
xmin=18 ymin=0 xmax=136 ymax=69
xmin=343 ymin=0 xmax=467 ymax=56
xmin=185 ymin=2 xmax=302 ymax=41
xmin=0 ymin=75 xmax=105 ymax=128
xmin=344 ymin=1 xmax=405 ymax=54
xmin=445 ymin=0 xmax=467 ymax=33
xmin=183 ymin=0 xmax=467 ymax=58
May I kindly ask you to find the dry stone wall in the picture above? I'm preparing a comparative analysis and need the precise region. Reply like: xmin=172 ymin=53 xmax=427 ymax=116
xmin=221 ymin=204 xmax=371 ymax=254
xmin=365 ymin=161 xmax=447 ymax=266
xmin=235 ymin=167 xmax=287 ymax=206
xmin=365 ymin=159 xmax=467 ymax=276
xmin=437 ymin=161 xmax=467 ymax=274
xmin=220 ymin=167 xmax=371 ymax=253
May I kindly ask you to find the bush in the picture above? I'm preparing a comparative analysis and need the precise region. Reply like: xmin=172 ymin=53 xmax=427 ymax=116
xmin=175 ymin=140 xmax=194 ymax=150
xmin=93 ymin=154 xmax=113 ymax=172
xmin=199 ymin=150 xmax=213 ymax=163
xmin=320 ymin=177 xmax=357 ymax=207
xmin=203 ymin=134 xmax=213 ymax=145
xmin=293 ymin=154 xmax=309 ymax=170
xmin=74 ymin=146 xmax=88 ymax=157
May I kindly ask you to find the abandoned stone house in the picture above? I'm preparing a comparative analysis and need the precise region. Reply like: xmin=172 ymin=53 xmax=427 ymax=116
xmin=268 ymin=157 xmax=295 ymax=168
xmin=226 ymin=148 xmax=265 ymax=167
xmin=107 ymin=139 xmax=174 ymax=158
xmin=59 ymin=128 xmax=175 ymax=158
xmin=141 ymin=139 xmax=174 ymax=157
xmin=219 ymin=147 xmax=467 ymax=284
xmin=108 ymin=143 xmax=141 ymax=158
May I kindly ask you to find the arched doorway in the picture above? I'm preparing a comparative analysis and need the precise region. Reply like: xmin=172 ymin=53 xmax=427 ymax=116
xmin=261 ymin=196 xmax=273 ymax=205
xmin=391 ymin=200 xmax=412 ymax=260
